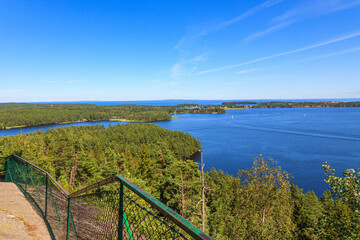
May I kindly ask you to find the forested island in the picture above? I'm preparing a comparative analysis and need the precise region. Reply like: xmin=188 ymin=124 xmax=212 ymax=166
xmin=223 ymin=101 xmax=360 ymax=108
xmin=162 ymin=104 xmax=225 ymax=114
xmin=0 ymin=103 xmax=225 ymax=129
xmin=0 ymin=124 xmax=358 ymax=239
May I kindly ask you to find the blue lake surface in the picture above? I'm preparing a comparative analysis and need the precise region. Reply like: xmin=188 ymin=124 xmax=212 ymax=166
xmin=1 ymin=107 xmax=360 ymax=195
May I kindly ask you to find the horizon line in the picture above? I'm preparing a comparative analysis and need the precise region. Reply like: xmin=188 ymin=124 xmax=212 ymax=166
xmin=1 ymin=97 xmax=360 ymax=104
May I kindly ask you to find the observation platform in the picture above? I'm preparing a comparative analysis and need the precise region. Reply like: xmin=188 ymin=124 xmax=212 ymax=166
xmin=0 ymin=182 xmax=50 ymax=240
xmin=1 ymin=154 xmax=212 ymax=240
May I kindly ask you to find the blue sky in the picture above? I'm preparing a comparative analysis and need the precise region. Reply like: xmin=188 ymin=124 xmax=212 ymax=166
xmin=1 ymin=0 xmax=360 ymax=102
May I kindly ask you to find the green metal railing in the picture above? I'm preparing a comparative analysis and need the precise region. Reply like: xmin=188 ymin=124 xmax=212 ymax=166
xmin=5 ymin=155 xmax=70 ymax=239
xmin=4 ymin=155 xmax=212 ymax=240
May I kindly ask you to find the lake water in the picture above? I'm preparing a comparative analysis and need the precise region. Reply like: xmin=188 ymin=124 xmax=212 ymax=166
xmin=1 ymin=107 xmax=360 ymax=195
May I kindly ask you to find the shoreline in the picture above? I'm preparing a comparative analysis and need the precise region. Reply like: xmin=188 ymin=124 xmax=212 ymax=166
xmin=190 ymin=149 xmax=202 ymax=160
xmin=2 ymin=105 xmax=360 ymax=130
xmin=2 ymin=118 xmax=169 ymax=131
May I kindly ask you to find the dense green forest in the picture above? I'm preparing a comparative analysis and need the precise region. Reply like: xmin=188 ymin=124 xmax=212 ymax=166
xmin=222 ymin=101 xmax=258 ymax=107
xmin=0 ymin=103 xmax=171 ymax=129
xmin=0 ymin=103 xmax=224 ymax=129
xmin=0 ymin=124 xmax=358 ymax=239
xmin=223 ymin=101 xmax=360 ymax=109
xmin=162 ymin=104 xmax=226 ymax=114
xmin=255 ymin=101 xmax=360 ymax=108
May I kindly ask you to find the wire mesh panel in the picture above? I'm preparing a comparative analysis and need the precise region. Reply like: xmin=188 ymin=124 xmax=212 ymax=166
xmin=70 ymin=181 xmax=189 ymax=240
xmin=5 ymin=155 xmax=69 ymax=240
xmin=122 ymin=191 xmax=190 ymax=240
xmin=5 ymin=155 xmax=212 ymax=240
xmin=71 ymin=186 xmax=121 ymax=239
xmin=46 ymin=179 xmax=69 ymax=240
xmin=0 ymin=157 xmax=5 ymax=181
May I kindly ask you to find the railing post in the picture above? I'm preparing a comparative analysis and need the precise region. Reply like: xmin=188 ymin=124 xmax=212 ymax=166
xmin=14 ymin=160 xmax=26 ymax=186
xmin=5 ymin=159 xmax=14 ymax=182
xmin=45 ymin=175 xmax=48 ymax=218
xmin=117 ymin=183 xmax=124 ymax=240
xmin=66 ymin=198 xmax=71 ymax=240
xmin=25 ymin=163 xmax=41 ymax=199
xmin=25 ymin=164 xmax=28 ymax=192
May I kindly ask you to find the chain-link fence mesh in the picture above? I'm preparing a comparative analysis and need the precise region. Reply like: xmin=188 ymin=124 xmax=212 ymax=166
xmin=5 ymin=155 xmax=69 ymax=240
xmin=4 ymin=155 xmax=212 ymax=240
xmin=70 ymin=180 xmax=190 ymax=240
xmin=0 ymin=157 xmax=5 ymax=181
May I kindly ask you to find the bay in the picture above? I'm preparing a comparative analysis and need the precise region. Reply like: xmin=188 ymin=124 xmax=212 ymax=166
xmin=1 ymin=107 xmax=360 ymax=195
xmin=157 ymin=107 xmax=360 ymax=195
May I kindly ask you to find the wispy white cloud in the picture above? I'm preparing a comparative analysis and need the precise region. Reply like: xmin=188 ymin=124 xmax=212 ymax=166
xmin=274 ymin=0 xmax=360 ymax=23
xmin=171 ymin=63 xmax=186 ymax=79
xmin=236 ymin=66 xmax=276 ymax=74
xmin=245 ymin=0 xmax=360 ymax=43
xmin=197 ymin=30 xmax=360 ymax=74
xmin=171 ymin=63 xmax=197 ymax=79
xmin=243 ymin=21 xmax=294 ymax=43
xmin=173 ymin=0 xmax=285 ymax=79
xmin=175 ymin=0 xmax=284 ymax=51
xmin=188 ymin=54 xmax=208 ymax=63
xmin=235 ymin=69 xmax=258 ymax=74
xmin=299 ymin=46 xmax=360 ymax=62
xmin=171 ymin=54 xmax=207 ymax=79
xmin=198 ymin=0 xmax=284 ymax=37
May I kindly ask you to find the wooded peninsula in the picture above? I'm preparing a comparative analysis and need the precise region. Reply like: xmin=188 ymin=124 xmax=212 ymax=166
xmin=0 ymin=103 xmax=225 ymax=129
xmin=0 ymin=124 xmax=358 ymax=239
xmin=1 ymin=101 xmax=359 ymax=129
xmin=223 ymin=101 xmax=360 ymax=108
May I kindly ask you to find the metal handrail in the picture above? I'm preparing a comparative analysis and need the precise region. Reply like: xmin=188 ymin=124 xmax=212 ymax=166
xmin=69 ymin=175 xmax=117 ymax=198
xmin=5 ymin=155 xmax=60 ymax=240
xmin=70 ymin=175 xmax=212 ymax=240
xmin=115 ymin=174 xmax=212 ymax=240
xmin=12 ymin=155 xmax=69 ymax=197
